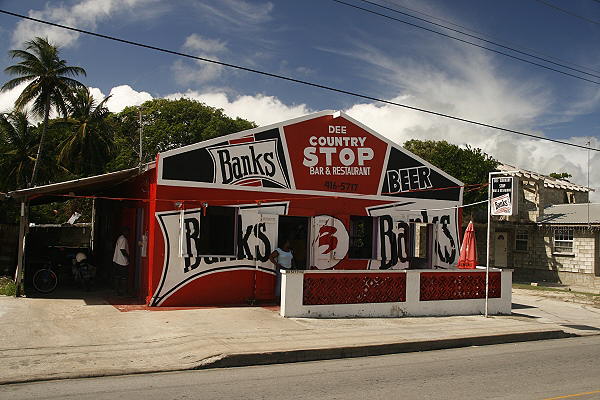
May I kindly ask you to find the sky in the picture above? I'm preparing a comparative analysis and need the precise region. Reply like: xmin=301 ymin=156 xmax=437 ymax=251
xmin=0 ymin=0 xmax=598 ymax=198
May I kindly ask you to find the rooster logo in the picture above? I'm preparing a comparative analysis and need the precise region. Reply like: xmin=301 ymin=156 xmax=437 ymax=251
xmin=316 ymin=225 xmax=338 ymax=254
xmin=312 ymin=215 xmax=349 ymax=269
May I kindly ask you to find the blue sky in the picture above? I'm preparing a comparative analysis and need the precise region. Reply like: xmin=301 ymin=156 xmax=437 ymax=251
xmin=0 ymin=0 xmax=598 ymax=195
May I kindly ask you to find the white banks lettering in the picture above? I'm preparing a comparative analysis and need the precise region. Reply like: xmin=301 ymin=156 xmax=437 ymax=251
xmin=207 ymin=139 xmax=289 ymax=187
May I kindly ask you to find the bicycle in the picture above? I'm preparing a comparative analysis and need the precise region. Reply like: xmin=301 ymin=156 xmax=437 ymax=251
xmin=32 ymin=260 xmax=58 ymax=294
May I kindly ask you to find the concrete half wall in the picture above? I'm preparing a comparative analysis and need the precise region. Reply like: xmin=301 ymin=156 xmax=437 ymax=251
xmin=280 ymin=269 xmax=512 ymax=318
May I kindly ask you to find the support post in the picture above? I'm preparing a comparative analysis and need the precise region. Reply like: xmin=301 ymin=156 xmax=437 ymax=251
xmin=14 ymin=200 xmax=29 ymax=297
xmin=485 ymin=173 xmax=491 ymax=317
xmin=90 ymin=198 xmax=96 ymax=252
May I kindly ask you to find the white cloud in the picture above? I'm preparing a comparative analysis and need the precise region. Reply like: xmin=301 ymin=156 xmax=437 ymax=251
xmin=165 ymin=90 xmax=310 ymax=126
xmin=183 ymin=34 xmax=227 ymax=54
xmin=344 ymin=100 xmax=599 ymax=200
xmin=0 ymin=82 xmax=28 ymax=113
xmin=11 ymin=0 xmax=166 ymax=48
xmin=172 ymin=34 xmax=229 ymax=86
xmin=193 ymin=0 xmax=273 ymax=29
xmin=172 ymin=60 xmax=224 ymax=87
xmin=315 ymin=34 xmax=599 ymax=199
xmin=89 ymin=85 xmax=153 ymax=113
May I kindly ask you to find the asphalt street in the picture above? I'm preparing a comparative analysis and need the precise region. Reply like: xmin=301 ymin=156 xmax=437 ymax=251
xmin=2 ymin=335 xmax=599 ymax=400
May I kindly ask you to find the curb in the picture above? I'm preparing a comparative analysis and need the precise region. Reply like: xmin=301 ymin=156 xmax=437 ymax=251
xmin=0 ymin=329 xmax=571 ymax=386
xmin=194 ymin=329 xmax=571 ymax=369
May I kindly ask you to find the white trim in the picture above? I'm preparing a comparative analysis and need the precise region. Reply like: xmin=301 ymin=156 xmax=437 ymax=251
xmin=377 ymin=143 xmax=391 ymax=195
xmin=278 ymin=125 xmax=296 ymax=189
xmin=155 ymin=181 xmax=463 ymax=203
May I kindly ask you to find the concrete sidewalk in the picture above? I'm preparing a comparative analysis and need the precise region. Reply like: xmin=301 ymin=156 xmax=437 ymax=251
xmin=512 ymin=288 xmax=600 ymax=336
xmin=0 ymin=293 xmax=567 ymax=385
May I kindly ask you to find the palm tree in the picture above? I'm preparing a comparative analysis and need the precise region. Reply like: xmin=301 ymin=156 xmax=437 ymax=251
xmin=0 ymin=111 xmax=38 ymax=190
xmin=57 ymin=88 xmax=114 ymax=175
xmin=1 ymin=37 xmax=86 ymax=187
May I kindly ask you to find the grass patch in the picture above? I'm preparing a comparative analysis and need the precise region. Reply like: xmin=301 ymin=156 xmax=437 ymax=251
xmin=513 ymin=282 xmax=600 ymax=298
xmin=0 ymin=276 xmax=16 ymax=296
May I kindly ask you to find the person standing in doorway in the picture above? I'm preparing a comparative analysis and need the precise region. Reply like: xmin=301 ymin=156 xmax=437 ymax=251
xmin=113 ymin=227 xmax=130 ymax=296
xmin=269 ymin=239 xmax=293 ymax=300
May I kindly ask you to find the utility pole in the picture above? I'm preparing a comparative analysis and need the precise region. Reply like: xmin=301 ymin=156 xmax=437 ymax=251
xmin=138 ymin=107 xmax=143 ymax=169
xmin=587 ymin=139 xmax=591 ymax=229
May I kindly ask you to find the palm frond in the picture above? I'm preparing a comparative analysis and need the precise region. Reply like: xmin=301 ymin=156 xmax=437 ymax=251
xmin=56 ymin=66 xmax=87 ymax=77
xmin=1 ymin=76 xmax=35 ymax=92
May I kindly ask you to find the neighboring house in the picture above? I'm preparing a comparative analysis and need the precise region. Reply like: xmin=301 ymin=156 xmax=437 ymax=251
xmin=480 ymin=163 xmax=599 ymax=291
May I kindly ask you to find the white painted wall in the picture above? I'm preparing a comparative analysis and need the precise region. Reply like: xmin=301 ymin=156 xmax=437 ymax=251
xmin=280 ymin=269 xmax=512 ymax=318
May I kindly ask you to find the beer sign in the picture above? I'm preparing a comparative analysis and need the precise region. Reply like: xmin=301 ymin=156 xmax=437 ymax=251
xmin=491 ymin=176 xmax=517 ymax=216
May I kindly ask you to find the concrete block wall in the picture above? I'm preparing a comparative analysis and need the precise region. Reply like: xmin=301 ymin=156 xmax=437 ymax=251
xmin=540 ymin=187 xmax=589 ymax=209
xmin=280 ymin=269 xmax=513 ymax=318
xmin=539 ymin=230 xmax=596 ymax=274
xmin=471 ymin=220 xmax=598 ymax=286
xmin=518 ymin=179 xmax=541 ymax=222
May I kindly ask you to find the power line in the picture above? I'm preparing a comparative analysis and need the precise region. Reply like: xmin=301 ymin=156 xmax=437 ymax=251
xmin=0 ymin=8 xmax=597 ymax=154
xmin=375 ymin=0 xmax=600 ymax=76
xmin=532 ymin=0 xmax=600 ymax=25
xmin=331 ymin=0 xmax=600 ymax=85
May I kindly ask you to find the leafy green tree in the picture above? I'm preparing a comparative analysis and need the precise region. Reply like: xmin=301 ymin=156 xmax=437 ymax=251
xmin=403 ymin=140 xmax=498 ymax=205
xmin=107 ymin=98 xmax=256 ymax=171
xmin=56 ymin=88 xmax=113 ymax=175
xmin=1 ymin=37 xmax=86 ymax=186
xmin=549 ymin=172 xmax=572 ymax=180
xmin=0 ymin=111 xmax=38 ymax=191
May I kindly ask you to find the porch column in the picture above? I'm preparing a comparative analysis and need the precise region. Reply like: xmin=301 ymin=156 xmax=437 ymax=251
xmin=14 ymin=200 xmax=29 ymax=297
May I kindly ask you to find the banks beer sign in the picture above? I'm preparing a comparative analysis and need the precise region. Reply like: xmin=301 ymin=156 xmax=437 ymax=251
xmin=207 ymin=139 xmax=289 ymax=188
xmin=491 ymin=176 xmax=518 ymax=216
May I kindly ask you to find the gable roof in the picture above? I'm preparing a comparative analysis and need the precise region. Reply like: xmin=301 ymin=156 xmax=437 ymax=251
xmin=156 ymin=110 xmax=464 ymax=202
xmin=498 ymin=163 xmax=592 ymax=193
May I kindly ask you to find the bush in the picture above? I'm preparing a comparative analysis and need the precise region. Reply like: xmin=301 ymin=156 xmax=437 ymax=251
xmin=0 ymin=276 xmax=16 ymax=296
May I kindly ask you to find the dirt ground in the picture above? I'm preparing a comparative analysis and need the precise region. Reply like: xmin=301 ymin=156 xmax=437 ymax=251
xmin=513 ymin=285 xmax=600 ymax=309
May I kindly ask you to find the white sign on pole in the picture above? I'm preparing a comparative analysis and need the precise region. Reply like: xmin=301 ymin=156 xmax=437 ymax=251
xmin=491 ymin=177 xmax=517 ymax=216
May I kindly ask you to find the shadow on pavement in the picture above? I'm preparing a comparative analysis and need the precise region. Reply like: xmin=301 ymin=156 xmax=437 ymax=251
xmin=510 ymin=312 xmax=540 ymax=319
xmin=512 ymin=303 xmax=536 ymax=309
xmin=561 ymin=324 xmax=600 ymax=332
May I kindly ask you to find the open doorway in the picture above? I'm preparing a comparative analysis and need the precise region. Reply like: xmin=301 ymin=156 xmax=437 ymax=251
xmin=278 ymin=216 xmax=310 ymax=270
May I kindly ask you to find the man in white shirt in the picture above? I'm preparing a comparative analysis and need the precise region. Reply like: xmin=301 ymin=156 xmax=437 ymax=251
xmin=113 ymin=227 xmax=130 ymax=296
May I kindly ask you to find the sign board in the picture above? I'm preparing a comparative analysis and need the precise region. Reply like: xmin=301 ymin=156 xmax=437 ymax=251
xmin=491 ymin=176 xmax=518 ymax=216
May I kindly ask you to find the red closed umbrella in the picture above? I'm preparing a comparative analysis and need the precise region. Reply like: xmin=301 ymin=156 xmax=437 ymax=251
xmin=457 ymin=221 xmax=477 ymax=269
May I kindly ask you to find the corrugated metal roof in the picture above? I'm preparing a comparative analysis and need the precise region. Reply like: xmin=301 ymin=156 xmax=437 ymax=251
xmin=537 ymin=203 xmax=600 ymax=225
xmin=8 ymin=163 xmax=155 ymax=202
xmin=498 ymin=163 xmax=592 ymax=192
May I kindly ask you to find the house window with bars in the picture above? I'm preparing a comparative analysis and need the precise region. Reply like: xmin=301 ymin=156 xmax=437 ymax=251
xmin=515 ymin=230 xmax=528 ymax=251
xmin=553 ymin=229 xmax=574 ymax=254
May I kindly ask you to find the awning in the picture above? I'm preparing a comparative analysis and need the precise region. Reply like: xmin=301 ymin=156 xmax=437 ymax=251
xmin=8 ymin=163 xmax=155 ymax=205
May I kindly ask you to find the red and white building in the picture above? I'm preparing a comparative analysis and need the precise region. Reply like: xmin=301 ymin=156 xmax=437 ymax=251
xmin=11 ymin=110 xmax=512 ymax=315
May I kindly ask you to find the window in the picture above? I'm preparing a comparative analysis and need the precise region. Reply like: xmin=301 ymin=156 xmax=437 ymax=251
xmin=515 ymin=230 xmax=528 ymax=251
xmin=349 ymin=216 xmax=375 ymax=259
xmin=564 ymin=191 xmax=576 ymax=204
xmin=198 ymin=206 xmax=237 ymax=256
xmin=553 ymin=229 xmax=574 ymax=254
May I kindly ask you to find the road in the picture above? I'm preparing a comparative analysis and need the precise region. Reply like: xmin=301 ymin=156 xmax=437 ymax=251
xmin=2 ymin=336 xmax=599 ymax=400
